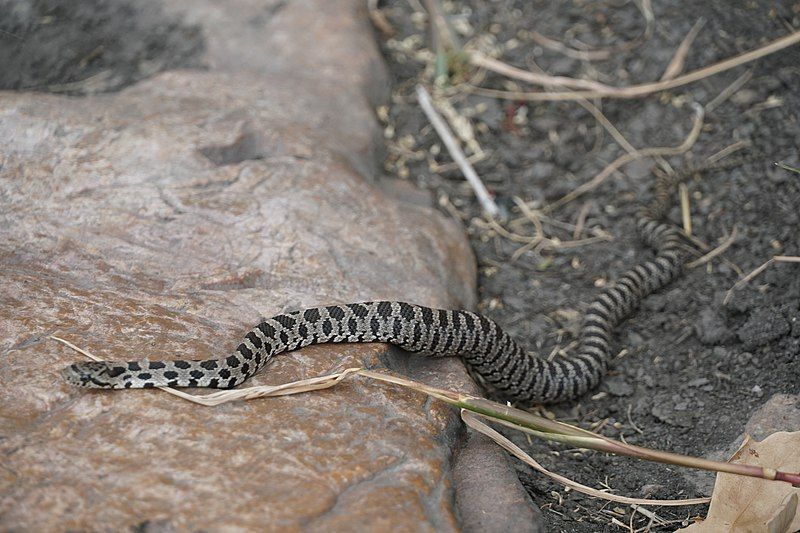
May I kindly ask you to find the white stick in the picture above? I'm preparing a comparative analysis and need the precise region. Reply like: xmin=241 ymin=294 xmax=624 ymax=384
xmin=415 ymin=84 xmax=500 ymax=218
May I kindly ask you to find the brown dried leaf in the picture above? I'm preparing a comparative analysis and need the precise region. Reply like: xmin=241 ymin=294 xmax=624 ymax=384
xmin=679 ymin=432 xmax=800 ymax=533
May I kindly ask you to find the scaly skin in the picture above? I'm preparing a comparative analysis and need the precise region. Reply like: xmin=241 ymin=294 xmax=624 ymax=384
xmin=61 ymin=215 xmax=683 ymax=405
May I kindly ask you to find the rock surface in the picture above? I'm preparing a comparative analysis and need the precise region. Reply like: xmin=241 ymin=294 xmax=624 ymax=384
xmin=0 ymin=0 xmax=538 ymax=530
xmin=685 ymin=394 xmax=800 ymax=495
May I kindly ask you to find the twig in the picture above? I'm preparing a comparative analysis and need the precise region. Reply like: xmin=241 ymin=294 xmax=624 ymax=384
xmin=660 ymin=18 xmax=706 ymax=81
xmin=542 ymin=104 xmax=704 ymax=213
xmin=685 ymin=227 xmax=738 ymax=269
xmin=415 ymin=84 xmax=500 ymax=217
xmin=461 ymin=410 xmax=711 ymax=507
xmin=723 ymin=255 xmax=800 ymax=305
xmin=468 ymin=30 xmax=800 ymax=101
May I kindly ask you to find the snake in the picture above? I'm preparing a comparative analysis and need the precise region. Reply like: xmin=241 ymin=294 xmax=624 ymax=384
xmin=61 ymin=165 xmax=710 ymax=405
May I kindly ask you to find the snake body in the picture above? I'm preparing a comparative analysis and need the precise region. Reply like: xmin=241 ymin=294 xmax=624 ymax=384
xmin=62 ymin=207 xmax=683 ymax=404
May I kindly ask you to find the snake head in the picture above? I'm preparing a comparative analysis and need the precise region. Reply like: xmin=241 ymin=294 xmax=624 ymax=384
xmin=61 ymin=361 xmax=126 ymax=388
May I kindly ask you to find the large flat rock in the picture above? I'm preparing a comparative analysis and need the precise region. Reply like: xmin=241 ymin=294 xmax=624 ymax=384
xmin=0 ymin=0 xmax=539 ymax=530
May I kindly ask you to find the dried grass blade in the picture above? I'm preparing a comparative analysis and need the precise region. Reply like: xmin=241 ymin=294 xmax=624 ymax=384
xmin=661 ymin=18 xmax=706 ymax=81
xmin=544 ymin=104 xmax=704 ymax=212
xmin=461 ymin=409 xmax=711 ymax=506
xmin=469 ymin=30 xmax=800 ymax=101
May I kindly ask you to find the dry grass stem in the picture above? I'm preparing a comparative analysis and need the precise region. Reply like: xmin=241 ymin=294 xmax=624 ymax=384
xmin=724 ymin=255 xmax=800 ymax=305
xmin=510 ymin=240 xmax=542 ymax=261
xmin=510 ymin=209 xmax=610 ymax=238
xmin=685 ymin=227 xmax=738 ymax=269
xmin=706 ymin=70 xmax=753 ymax=112
xmin=504 ymin=198 xmax=613 ymax=261
xmin=56 ymin=340 xmax=800 ymax=491
xmin=679 ymin=183 xmax=692 ymax=236
xmin=523 ymin=0 xmax=655 ymax=63
xmin=468 ymin=30 xmax=800 ymax=101
xmin=416 ymin=84 xmax=500 ymax=217
xmin=573 ymin=201 xmax=592 ymax=240
xmin=438 ymin=193 xmax=467 ymax=223
xmin=51 ymin=335 xmax=102 ymax=362
xmin=512 ymin=196 xmax=546 ymax=236
xmin=470 ymin=51 xmax=615 ymax=93
xmin=542 ymin=103 xmax=704 ymax=213
xmin=627 ymin=404 xmax=645 ymax=436
xmin=554 ymin=235 xmax=613 ymax=249
xmin=165 ymin=369 xmax=365 ymax=406
xmin=528 ymin=30 xmax=611 ymax=61
xmin=423 ymin=0 xmax=457 ymax=50
xmin=682 ymin=232 xmax=711 ymax=252
xmin=479 ymin=400 xmax=800 ymax=487
xmin=435 ymin=96 xmax=484 ymax=156
xmin=482 ymin=216 xmax=541 ymax=244
xmin=660 ymin=18 xmax=706 ymax=81
xmin=706 ymin=140 xmax=750 ymax=164
xmin=575 ymin=98 xmax=639 ymax=156
xmin=366 ymin=0 xmax=395 ymax=36
xmin=461 ymin=410 xmax=711 ymax=507
xmin=429 ymin=151 xmax=486 ymax=173
xmin=478 ymin=214 xmax=612 ymax=256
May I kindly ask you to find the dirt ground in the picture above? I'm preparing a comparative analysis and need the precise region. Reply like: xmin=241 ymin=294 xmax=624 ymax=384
xmin=377 ymin=1 xmax=799 ymax=530
xmin=0 ymin=0 xmax=203 ymax=94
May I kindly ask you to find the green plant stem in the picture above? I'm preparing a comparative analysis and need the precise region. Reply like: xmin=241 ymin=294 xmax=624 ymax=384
xmin=776 ymin=161 xmax=800 ymax=174
xmin=484 ymin=411 xmax=800 ymax=486
xmin=357 ymin=369 xmax=800 ymax=487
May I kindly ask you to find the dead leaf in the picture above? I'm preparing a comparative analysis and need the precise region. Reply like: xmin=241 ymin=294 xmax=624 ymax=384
xmin=679 ymin=432 xmax=800 ymax=533
xmin=767 ymin=493 xmax=797 ymax=533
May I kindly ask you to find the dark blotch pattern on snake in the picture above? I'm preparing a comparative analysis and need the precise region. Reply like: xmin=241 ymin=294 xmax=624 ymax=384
xmin=62 ymin=172 xmax=699 ymax=404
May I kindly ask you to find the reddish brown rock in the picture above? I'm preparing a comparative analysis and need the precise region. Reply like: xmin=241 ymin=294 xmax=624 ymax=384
xmin=0 ymin=0 xmax=539 ymax=531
